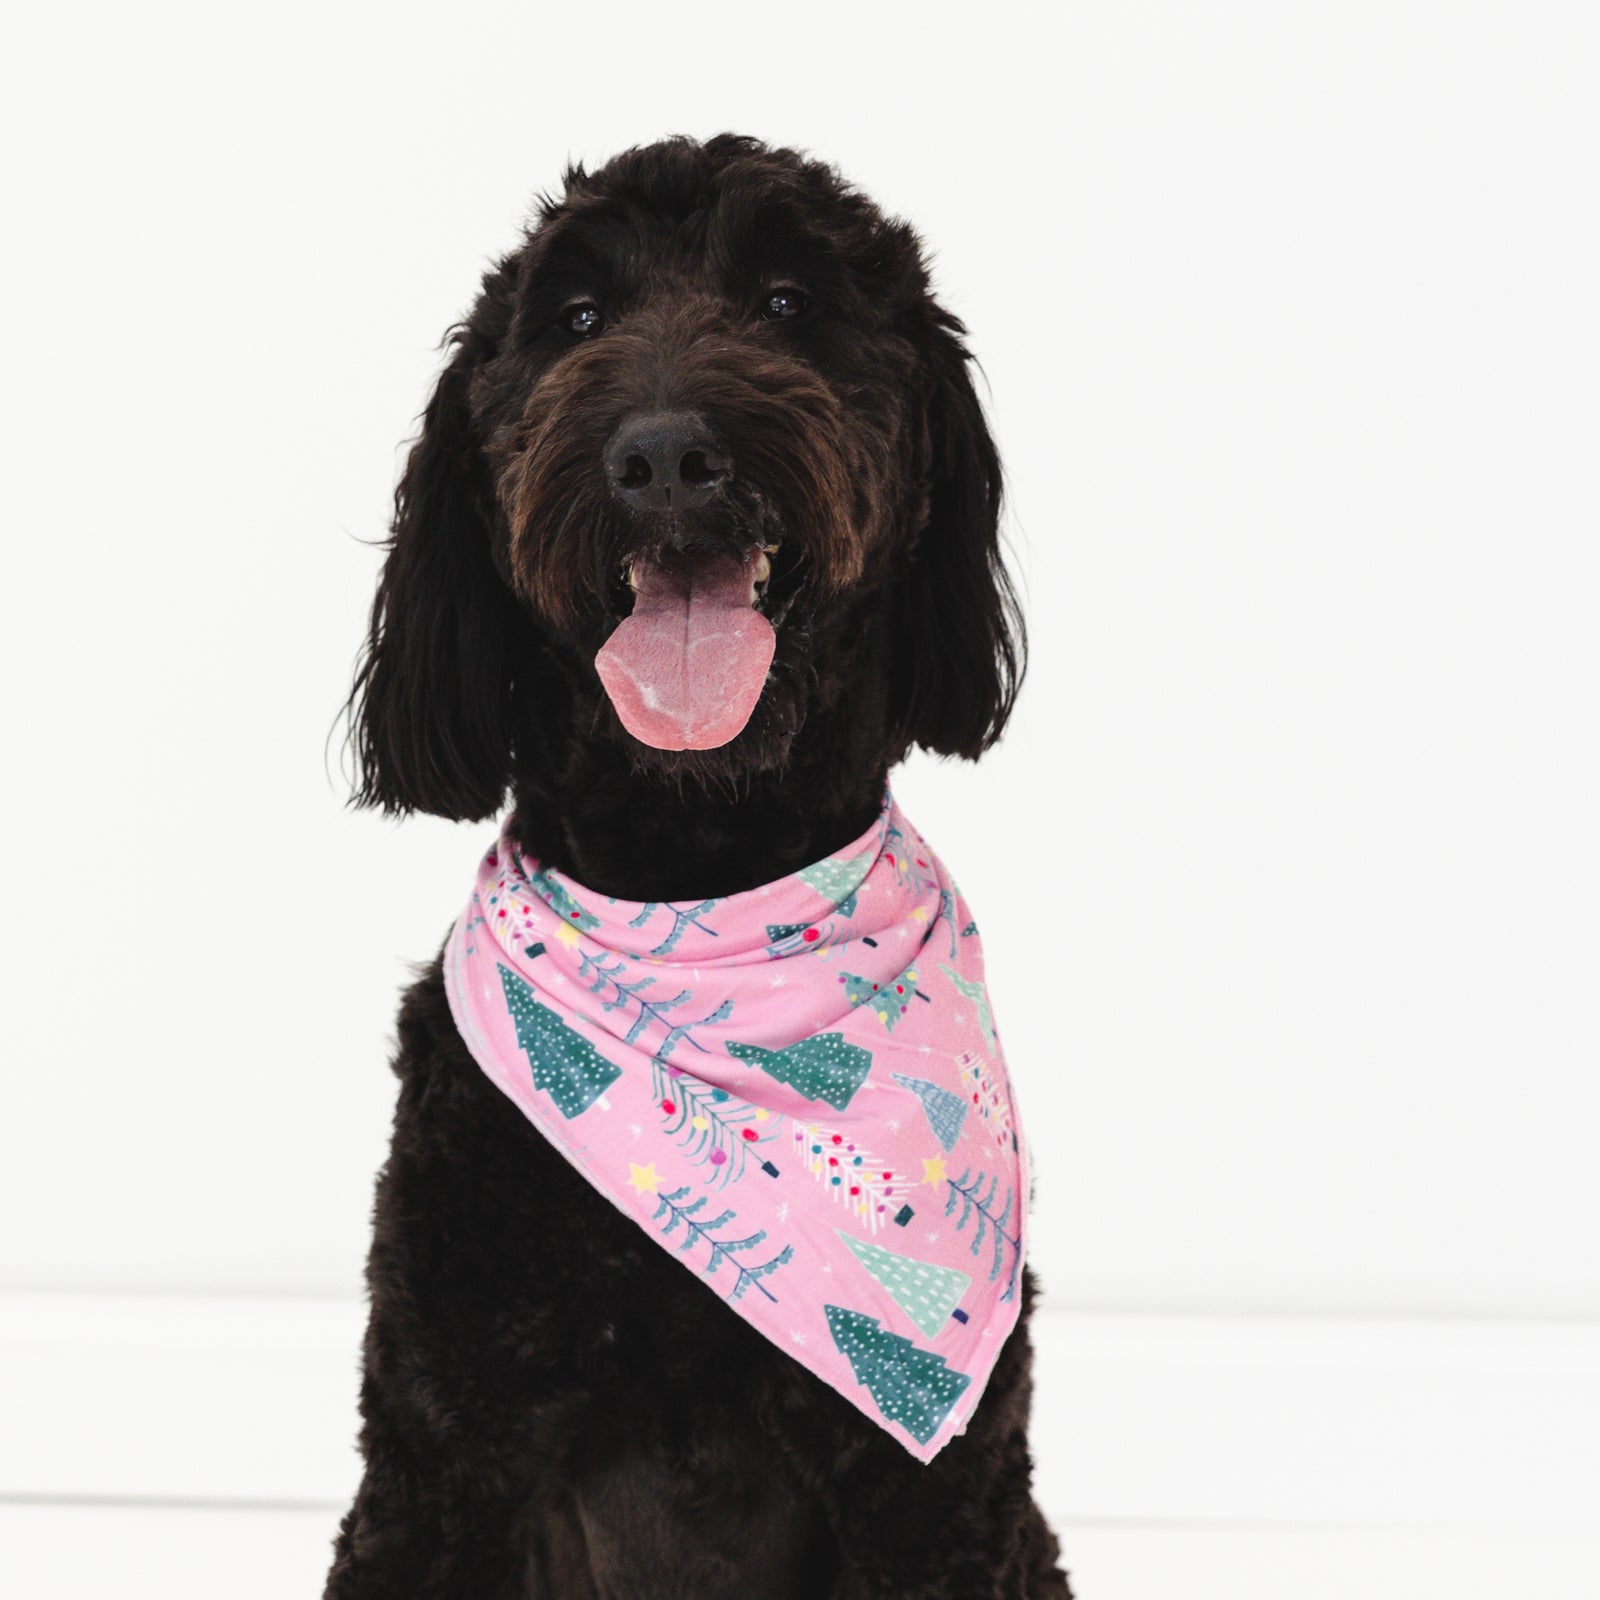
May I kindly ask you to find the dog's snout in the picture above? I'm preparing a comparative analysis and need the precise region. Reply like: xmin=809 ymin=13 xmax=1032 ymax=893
xmin=605 ymin=412 xmax=729 ymax=513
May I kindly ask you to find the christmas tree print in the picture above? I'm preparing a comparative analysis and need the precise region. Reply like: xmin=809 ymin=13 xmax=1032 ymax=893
xmin=891 ymin=1072 xmax=968 ymax=1153
xmin=764 ymin=912 xmax=850 ymax=958
xmin=944 ymin=1167 xmax=1022 ymax=1301
xmin=958 ymin=1050 xmax=1015 ymax=1151
xmin=799 ymin=847 xmax=875 ymax=917
xmin=498 ymin=964 xmax=620 ymax=1119
xmin=941 ymin=963 xmax=996 ymax=1051
xmin=626 ymin=898 xmax=720 ymax=957
xmin=824 ymin=1305 xmax=971 ymax=1446
xmin=651 ymin=1058 xmax=780 ymax=1187
xmin=883 ymin=821 xmax=938 ymax=895
xmin=838 ymin=965 xmax=921 ymax=1031
xmin=839 ymin=1233 xmax=971 ymax=1338
xmin=649 ymin=1185 xmax=793 ymax=1302
xmin=794 ymin=1123 xmax=902 ymax=1232
xmin=577 ymin=951 xmax=733 ymax=1061
xmin=523 ymin=863 xmax=601 ymax=933
xmin=727 ymin=1034 xmax=873 ymax=1111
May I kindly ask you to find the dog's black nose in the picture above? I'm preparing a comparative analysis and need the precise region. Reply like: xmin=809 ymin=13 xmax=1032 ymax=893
xmin=605 ymin=412 xmax=730 ymax=512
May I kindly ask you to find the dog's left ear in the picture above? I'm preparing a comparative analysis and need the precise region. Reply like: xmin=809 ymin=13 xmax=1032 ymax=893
xmin=345 ymin=325 xmax=522 ymax=821
xmin=888 ymin=308 xmax=1025 ymax=759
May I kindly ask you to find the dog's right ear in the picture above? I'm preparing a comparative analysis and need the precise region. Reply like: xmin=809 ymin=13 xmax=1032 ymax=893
xmin=346 ymin=329 xmax=521 ymax=821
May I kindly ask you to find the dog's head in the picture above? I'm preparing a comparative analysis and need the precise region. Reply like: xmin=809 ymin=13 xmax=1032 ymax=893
xmin=349 ymin=134 xmax=1022 ymax=819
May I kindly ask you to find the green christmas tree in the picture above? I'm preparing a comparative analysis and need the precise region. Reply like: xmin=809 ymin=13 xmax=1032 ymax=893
xmin=839 ymin=965 xmax=921 ymax=1032
xmin=839 ymin=1233 xmax=970 ymax=1338
xmin=824 ymin=1305 xmax=972 ymax=1446
xmin=891 ymin=1072 xmax=967 ymax=1152
xmin=727 ymin=1033 xmax=872 ymax=1111
xmin=940 ymin=964 xmax=996 ymax=1051
xmin=799 ymin=848 xmax=874 ymax=916
xmin=498 ymin=964 xmax=620 ymax=1118
xmin=527 ymin=866 xmax=601 ymax=933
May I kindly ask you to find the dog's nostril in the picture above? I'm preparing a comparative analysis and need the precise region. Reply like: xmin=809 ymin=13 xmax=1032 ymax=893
xmin=679 ymin=450 xmax=725 ymax=488
xmin=606 ymin=412 xmax=730 ymax=509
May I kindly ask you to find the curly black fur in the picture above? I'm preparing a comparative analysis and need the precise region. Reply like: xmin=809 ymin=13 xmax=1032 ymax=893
xmin=329 ymin=134 xmax=1069 ymax=1598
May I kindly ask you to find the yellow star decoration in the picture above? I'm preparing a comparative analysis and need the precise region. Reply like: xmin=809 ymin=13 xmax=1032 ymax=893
xmin=910 ymin=906 xmax=930 ymax=923
xmin=921 ymin=1155 xmax=948 ymax=1186
xmin=552 ymin=921 xmax=583 ymax=948
xmin=627 ymin=1162 xmax=661 ymax=1195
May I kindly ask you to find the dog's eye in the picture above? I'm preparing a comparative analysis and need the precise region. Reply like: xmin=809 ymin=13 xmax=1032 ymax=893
xmin=760 ymin=288 xmax=809 ymax=321
xmin=565 ymin=302 xmax=605 ymax=337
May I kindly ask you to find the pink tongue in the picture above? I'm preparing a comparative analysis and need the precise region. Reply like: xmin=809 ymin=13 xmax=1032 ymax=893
xmin=595 ymin=550 xmax=776 ymax=751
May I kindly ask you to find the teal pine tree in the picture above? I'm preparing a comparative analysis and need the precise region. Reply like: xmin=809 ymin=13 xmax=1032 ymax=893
xmin=839 ymin=1233 xmax=970 ymax=1337
xmin=891 ymin=1072 xmax=967 ymax=1152
xmin=824 ymin=1305 xmax=971 ymax=1445
xmin=839 ymin=965 xmax=920 ymax=1031
xmin=727 ymin=1034 xmax=872 ymax=1111
xmin=799 ymin=848 xmax=874 ymax=916
xmin=498 ymin=964 xmax=620 ymax=1118
xmin=940 ymin=964 xmax=996 ymax=1051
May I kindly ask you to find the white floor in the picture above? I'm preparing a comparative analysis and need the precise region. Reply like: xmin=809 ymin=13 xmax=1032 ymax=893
xmin=4 ymin=1294 xmax=1597 ymax=1597
xmin=2 ymin=1501 xmax=1597 ymax=1599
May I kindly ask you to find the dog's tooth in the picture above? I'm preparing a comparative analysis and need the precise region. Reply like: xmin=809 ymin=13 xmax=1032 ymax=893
xmin=751 ymin=551 xmax=772 ymax=584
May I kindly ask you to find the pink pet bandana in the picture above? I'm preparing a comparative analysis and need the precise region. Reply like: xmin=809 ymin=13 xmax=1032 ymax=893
xmin=443 ymin=791 xmax=1029 ymax=1461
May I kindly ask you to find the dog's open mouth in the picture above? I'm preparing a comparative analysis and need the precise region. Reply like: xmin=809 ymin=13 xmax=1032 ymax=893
xmin=594 ymin=543 xmax=779 ymax=751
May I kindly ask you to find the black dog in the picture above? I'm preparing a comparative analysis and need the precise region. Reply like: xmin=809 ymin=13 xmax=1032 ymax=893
xmin=328 ymin=133 xmax=1069 ymax=1600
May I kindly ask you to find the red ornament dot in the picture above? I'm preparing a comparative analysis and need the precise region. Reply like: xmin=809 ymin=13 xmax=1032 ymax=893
xmin=802 ymin=928 xmax=820 ymax=942
xmin=849 ymin=1186 xmax=860 ymax=1196
xmin=661 ymin=1099 xmax=675 ymax=1114
xmin=740 ymin=1127 xmax=759 ymax=1141
xmin=832 ymin=1134 xmax=844 ymax=1144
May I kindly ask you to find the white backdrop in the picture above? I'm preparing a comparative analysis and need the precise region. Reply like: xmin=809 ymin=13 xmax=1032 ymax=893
xmin=3 ymin=1 xmax=1596 ymax=1332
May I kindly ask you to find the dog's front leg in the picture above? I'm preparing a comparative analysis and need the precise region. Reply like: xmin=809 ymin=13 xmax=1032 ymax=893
xmin=322 ymin=1240 xmax=596 ymax=1600
xmin=823 ymin=1435 xmax=1069 ymax=1600
xmin=803 ymin=1276 xmax=1072 ymax=1599
xmin=325 ymin=967 xmax=606 ymax=1598
xmin=325 ymin=1439 xmax=591 ymax=1600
